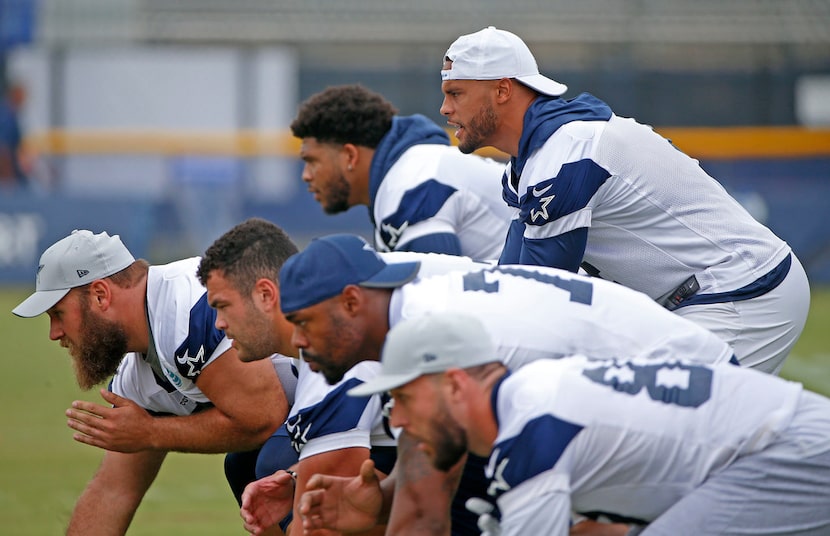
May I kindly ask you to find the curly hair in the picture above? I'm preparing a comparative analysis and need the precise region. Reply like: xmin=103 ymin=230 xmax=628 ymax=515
xmin=290 ymin=84 xmax=398 ymax=148
xmin=196 ymin=218 xmax=299 ymax=293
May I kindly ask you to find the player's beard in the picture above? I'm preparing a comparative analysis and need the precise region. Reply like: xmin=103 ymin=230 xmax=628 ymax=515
xmin=70 ymin=296 xmax=128 ymax=390
xmin=231 ymin=300 xmax=280 ymax=362
xmin=302 ymin=311 xmax=363 ymax=385
xmin=321 ymin=172 xmax=351 ymax=214
xmin=457 ymin=103 xmax=498 ymax=155
xmin=429 ymin=401 xmax=468 ymax=472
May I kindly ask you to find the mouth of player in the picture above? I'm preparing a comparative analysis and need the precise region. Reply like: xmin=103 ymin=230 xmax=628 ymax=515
xmin=447 ymin=121 xmax=463 ymax=140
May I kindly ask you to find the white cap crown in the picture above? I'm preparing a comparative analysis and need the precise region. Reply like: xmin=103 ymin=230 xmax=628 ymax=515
xmin=442 ymin=26 xmax=567 ymax=97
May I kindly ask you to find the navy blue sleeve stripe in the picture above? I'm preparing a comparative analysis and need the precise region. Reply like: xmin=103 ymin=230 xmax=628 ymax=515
xmin=490 ymin=414 xmax=583 ymax=499
xmin=174 ymin=292 xmax=224 ymax=380
xmin=379 ymin=179 xmax=457 ymax=249
xmin=286 ymin=378 xmax=375 ymax=453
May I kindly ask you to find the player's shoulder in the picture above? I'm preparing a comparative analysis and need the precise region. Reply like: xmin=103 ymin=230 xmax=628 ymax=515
xmin=147 ymin=257 xmax=204 ymax=301
xmin=380 ymin=251 xmax=492 ymax=278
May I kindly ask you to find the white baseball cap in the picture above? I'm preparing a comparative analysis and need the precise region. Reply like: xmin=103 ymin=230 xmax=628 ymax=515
xmin=348 ymin=312 xmax=500 ymax=397
xmin=12 ymin=229 xmax=135 ymax=318
xmin=442 ymin=26 xmax=568 ymax=97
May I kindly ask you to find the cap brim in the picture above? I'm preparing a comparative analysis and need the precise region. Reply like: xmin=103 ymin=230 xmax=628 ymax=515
xmin=360 ymin=261 xmax=421 ymax=289
xmin=516 ymin=74 xmax=567 ymax=96
xmin=12 ymin=288 xmax=71 ymax=318
xmin=347 ymin=371 xmax=421 ymax=397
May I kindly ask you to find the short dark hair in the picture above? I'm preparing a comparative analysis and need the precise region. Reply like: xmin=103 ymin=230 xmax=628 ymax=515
xmin=197 ymin=218 xmax=299 ymax=293
xmin=290 ymin=84 xmax=398 ymax=148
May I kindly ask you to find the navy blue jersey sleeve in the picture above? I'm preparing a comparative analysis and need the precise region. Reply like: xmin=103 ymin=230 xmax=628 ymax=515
xmin=499 ymin=224 xmax=587 ymax=273
xmin=286 ymin=378 xmax=374 ymax=454
xmin=488 ymin=415 xmax=583 ymax=500
xmin=378 ymin=179 xmax=457 ymax=250
xmin=397 ymin=232 xmax=463 ymax=255
xmin=173 ymin=293 xmax=225 ymax=380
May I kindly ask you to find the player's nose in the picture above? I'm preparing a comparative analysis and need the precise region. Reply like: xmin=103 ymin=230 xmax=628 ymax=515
xmin=48 ymin=318 xmax=64 ymax=341
xmin=300 ymin=164 xmax=313 ymax=183
xmin=290 ymin=327 xmax=308 ymax=349
xmin=214 ymin=314 xmax=228 ymax=331
xmin=439 ymin=97 xmax=451 ymax=117
xmin=388 ymin=402 xmax=407 ymax=428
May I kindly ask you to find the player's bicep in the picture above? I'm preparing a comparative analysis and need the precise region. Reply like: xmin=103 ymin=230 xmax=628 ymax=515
xmin=195 ymin=349 xmax=287 ymax=429
xmin=519 ymin=228 xmax=588 ymax=272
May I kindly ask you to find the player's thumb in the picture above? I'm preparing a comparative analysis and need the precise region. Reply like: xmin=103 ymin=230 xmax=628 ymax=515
xmin=100 ymin=389 xmax=126 ymax=406
xmin=360 ymin=458 xmax=378 ymax=483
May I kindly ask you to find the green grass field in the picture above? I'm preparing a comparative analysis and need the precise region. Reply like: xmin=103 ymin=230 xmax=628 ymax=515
xmin=1 ymin=286 xmax=828 ymax=534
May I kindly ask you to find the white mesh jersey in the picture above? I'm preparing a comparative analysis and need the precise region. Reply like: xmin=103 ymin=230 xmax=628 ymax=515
xmin=392 ymin=264 xmax=735 ymax=368
xmin=373 ymin=144 xmax=513 ymax=261
xmin=503 ymin=114 xmax=791 ymax=299
xmin=285 ymin=358 xmax=396 ymax=460
xmin=488 ymin=356 xmax=806 ymax=535
xmin=109 ymin=257 xmax=231 ymax=415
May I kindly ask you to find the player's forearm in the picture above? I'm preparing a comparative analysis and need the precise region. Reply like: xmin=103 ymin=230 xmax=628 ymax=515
xmin=68 ymin=494 xmax=136 ymax=536
xmin=145 ymin=408 xmax=279 ymax=453
xmin=67 ymin=453 xmax=160 ymax=536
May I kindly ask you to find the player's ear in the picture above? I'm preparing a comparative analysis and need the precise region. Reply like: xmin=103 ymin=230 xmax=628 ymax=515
xmin=340 ymin=285 xmax=363 ymax=315
xmin=254 ymin=278 xmax=279 ymax=310
xmin=444 ymin=368 xmax=466 ymax=401
xmin=341 ymin=143 xmax=360 ymax=170
xmin=88 ymin=280 xmax=112 ymax=310
xmin=494 ymin=78 xmax=512 ymax=103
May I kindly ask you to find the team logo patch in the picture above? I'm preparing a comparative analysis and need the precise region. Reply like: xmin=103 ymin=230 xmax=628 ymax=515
xmin=529 ymin=182 xmax=556 ymax=223
xmin=76 ymin=269 xmax=90 ymax=278
xmin=380 ymin=220 xmax=409 ymax=249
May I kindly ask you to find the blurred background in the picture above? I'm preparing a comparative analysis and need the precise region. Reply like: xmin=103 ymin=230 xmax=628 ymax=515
xmin=0 ymin=1 xmax=829 ymax=534
xmin=1 ymin=0 xmax=829 ymax=279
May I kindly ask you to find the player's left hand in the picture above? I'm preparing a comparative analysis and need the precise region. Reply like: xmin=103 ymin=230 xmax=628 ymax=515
xmin=65 ymin=389 xmax=156 ymax=452
xmin=240 ymin=470 xmax=295 ymax=535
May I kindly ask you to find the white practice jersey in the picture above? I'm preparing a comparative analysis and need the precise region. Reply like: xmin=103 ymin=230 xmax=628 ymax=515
xmin=488 ymin=357 xmax=807 ymax=535
xmin=285 ymin=358 xmax=396 ymax=460
xmin=373 ymin=144 xmax=512 ymax=261
xmin=109 ymin=257 xmax=231 ymax=415
xmin=503 ymin=111 xmax=792 ymax=299
xmin=392 ymin=264 xmax=735 ymax=368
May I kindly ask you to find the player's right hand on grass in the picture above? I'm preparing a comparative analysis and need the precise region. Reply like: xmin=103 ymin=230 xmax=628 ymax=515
xmin=241 ymin=470 xmax=295 ymax=535
xmin=299 ymin=458 xmax=383 ymax=533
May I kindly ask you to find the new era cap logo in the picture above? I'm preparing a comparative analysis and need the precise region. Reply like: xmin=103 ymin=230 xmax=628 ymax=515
xmin=422 ymin=353 xmax=438 ymax=362
xmin=77 ymin=269 xmax=90 ymax=278
xmin=36 ymin=264 xmax=44 ymax=275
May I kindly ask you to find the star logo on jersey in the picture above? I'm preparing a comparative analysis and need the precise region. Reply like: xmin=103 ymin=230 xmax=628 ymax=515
xmin=175 ymin=345 xmax=206 ymax=377
xmin=528 ymin=182 xmax=556 ymax=223
xmin=380 ymin=220 xmax=409 ymax=249
xmin=286 ymin=415 xmax=312 ymax=452
xmin=485 ymin=449 xmax=511 ymax=497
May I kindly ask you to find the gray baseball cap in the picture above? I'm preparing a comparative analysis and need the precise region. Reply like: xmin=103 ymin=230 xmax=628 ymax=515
xmin=348 ymin=312 xmax=499 ymax=397
xmin=12 ymin=230 xmax=135 ymax=318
